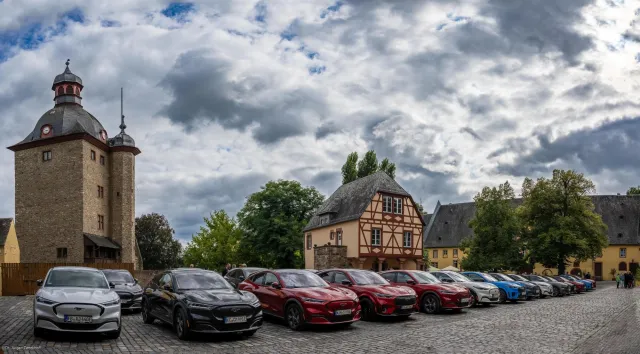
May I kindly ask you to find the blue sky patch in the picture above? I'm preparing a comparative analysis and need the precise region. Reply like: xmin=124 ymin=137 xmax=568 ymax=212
xmin=101 ymin=20 xmax=121 ymax=28
xmin=306 ymin=51 xmax=318 ymax=59
xmin=161 ymin=2 xmax=195 ymax=22
xmin=635 ymin=53 xmax=640 ymax=63
xmin=254 ymin=1 xmax=267 ymax=23
xmin=309 ymin=65 xmax=326 ymax=75
xmin=321 ymin=1 xmax=343 ymax=18
xmin=436 ymin=23 xmax=447 ymax=31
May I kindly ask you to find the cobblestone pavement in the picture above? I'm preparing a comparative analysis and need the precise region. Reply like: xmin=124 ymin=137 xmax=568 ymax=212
xmin=0 ymin=282 xmax=637 ymax=354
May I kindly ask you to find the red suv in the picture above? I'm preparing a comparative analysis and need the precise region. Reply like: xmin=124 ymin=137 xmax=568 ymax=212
xmin=237 ymin=269 xmax=360 ymax=330
xmin=553 ymin=276 xmax=585 ymax=293
xmin=317 ymin=269 xmax=417 ymax=320
xmin=380 ymin=270 xmax=473 ymax=314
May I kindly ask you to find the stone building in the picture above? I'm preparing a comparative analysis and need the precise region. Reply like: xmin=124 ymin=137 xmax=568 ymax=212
xmin=0 ymin=218 xmax=20 ymax=263
xmin=7 ymin=61 xmax=142 ymax=268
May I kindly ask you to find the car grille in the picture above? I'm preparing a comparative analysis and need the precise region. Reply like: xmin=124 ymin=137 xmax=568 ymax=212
xmin=394 ymin=295 xmax=416 ymax=306
xmin=327 ymin=300 xmax=356 ymax=310
xmin=54 ymin=322 xmax=112 ymax=330
xmin=489 ymin=289 xmax=499 ymax=296
xmin=213 ymin=305 xmax=255 ymax=317
xmin=53 ymin=304 xmax=103 ymax=317
xmin=193 ymin=319 xmax=260 ymax=332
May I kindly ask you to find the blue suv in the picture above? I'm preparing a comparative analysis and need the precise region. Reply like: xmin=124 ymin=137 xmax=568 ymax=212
xmin=461 ymin=272 xmax=526 ymax=303
xmin=490 ymin=273 xmax=540 ymax=300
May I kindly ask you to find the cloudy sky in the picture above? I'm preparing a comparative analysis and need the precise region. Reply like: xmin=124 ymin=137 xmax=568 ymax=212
xmin=1 ymin=0 xmax=639 ymax=244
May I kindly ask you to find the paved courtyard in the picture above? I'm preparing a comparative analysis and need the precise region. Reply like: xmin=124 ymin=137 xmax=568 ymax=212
xmin=0 ymin=282 xmax=638 ymax=354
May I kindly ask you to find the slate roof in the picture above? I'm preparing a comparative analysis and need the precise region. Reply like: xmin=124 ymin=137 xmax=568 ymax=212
xmin=0 ymin=218 xmax=13 ymax=247
xmin=424 ymin=195 xmax=640 ymax=248
xmin=52 ymin=64 xmax=83 ymax=88
xmin=84 ymin=233 xmax=121 ymax=249
xmin=303 ymin=171 xmax=424 ymax=232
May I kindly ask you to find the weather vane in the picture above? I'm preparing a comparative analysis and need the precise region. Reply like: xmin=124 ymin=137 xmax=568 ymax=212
xmin=65 ymin=59 xmax=70 ymax=68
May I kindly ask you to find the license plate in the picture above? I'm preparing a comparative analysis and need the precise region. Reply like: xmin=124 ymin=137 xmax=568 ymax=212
xmin=224 ymin=316 xmax=247 ymax=324
xmin=64 ymin=315 xmax=92 ymax=323
xmin=461 ymin=298 xmax=469 ymax=303
xmin=400 ymin=305 xmax=413 ymax=309
xmin=334 ymin=309 xmax=352 ymax=316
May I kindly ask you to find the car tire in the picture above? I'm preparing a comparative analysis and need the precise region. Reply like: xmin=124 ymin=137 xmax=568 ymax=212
xmin=469 ymin=291 xmax=478 ymax=307
xmin=174 ymin=307 xmax=191 ymax=340
xmin=33 ymin=326 xmax=44 ymax=338
xmin=360 ymin=298 xmax=376 ymax=321
xmin=105 ymin=326 xmax=121 ymax=340
xmin=498 ymin=289 xmax=507 ymax=304
xmin=244 ymin=330 xmax=257 ymax=337
xmin=552 ymin=287 xmax=559 ymax=297
xmin=141 ymin=299 xmax=155 ymax=324
xmin=285 ymin=303 xmax=305 ymax=331
xmin=421 ymin=294 xmax=441 ymax=314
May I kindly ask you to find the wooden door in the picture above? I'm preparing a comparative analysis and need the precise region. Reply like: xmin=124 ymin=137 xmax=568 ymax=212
xmin=594 ymin=262 xmax=602 ymax=280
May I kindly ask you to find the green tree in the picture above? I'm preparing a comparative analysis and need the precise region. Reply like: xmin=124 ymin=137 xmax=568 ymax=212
xmin=626 ymin=186 xmax=640 ymax=195
xmin=182 ymin=210 xmax=242 ymax=271
xmin=340 ymin=150 xmax=396 ymax=184
xmin=460 ymin=181 xmax=525 ymax=272
xmin=518 ymin=170 xmax=608 ymax=274
xmin=135 ymin=213 xmax=182 ymax=270
xmin=237 ymin=180 xmax=325 ymax=268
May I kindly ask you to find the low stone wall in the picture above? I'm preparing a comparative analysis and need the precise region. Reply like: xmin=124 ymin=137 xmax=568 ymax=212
xmin=314 ymin=245 xmax=349 ymax=270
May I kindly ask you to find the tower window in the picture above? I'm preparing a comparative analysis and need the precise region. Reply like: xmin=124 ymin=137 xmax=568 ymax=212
xmin=56 ymin=248 xmax=68 ymax=258
xmin=65 ymin=85 xmax=74 ymax=94
xmin=56 ymin=87 xmax=64 ymax=96
xmin=98 ymin=215 xmax=105 ymax=230
xmin=90 ymin=150 xmax=96 ymax=161
xmin=42 ymin=151 xmax=52 ymax=161
xmin=99 ymin=155 xmax=105 ymax=165
xmin=97 ymin=185 xmax=104 ymax=198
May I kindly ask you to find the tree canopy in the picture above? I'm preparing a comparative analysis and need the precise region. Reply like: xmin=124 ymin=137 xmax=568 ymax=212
xmin=182 ymin=210 xmax=242 ymax=271
xmin=341 ymin=150 xmax=396 ymax=184
xmin=518 ymin=170 xmax=608 ymax=274
xmin=626 ymin=186 xmax=640 ymax=195
xmin=237 ymin=180 xmax=325 ymax=268
xmin=460 ymin=181 xmax=525 ymax=272
xmin=135 ymin=213 xmax=182 ymax=270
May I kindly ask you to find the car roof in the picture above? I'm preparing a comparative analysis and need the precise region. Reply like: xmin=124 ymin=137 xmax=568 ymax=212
xmin=50 ymin=266 xmax=100 ymax=271
xmin=100 ymin=269 xmax=130 ymax=272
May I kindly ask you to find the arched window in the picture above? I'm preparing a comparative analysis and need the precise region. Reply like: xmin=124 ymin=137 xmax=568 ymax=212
xmin=65 ymin=85 xmax=74 ymax=94
xmin=56 ymin=87 xmax=64 ymax=96
xmin=619 ymin=262 xmax=627 ymax=271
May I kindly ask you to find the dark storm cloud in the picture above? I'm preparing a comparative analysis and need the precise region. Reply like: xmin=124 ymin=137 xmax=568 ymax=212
xmin=460 ymin=127 xmax=483 ymax=141
xmin=315 ymin=121 xmax=341 ymax=139
xmin=159 ymin=49 xmax=326 ymax=144
xmin=563 ymin=82 xmax=617 ymax=100
xmin=496 ymin=116 xmax=640 ymax=177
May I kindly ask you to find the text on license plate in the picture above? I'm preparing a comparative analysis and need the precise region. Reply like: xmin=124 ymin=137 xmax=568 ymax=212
xmin=461 ymin=298 xmax=469 ymax=303
xmin=400 ymin=305 xmax=413 ymax=309
xmin=334 ymin=309 xmax=352 ymax=316
xmin=224 ymin=316 xmax=247 ymax=324
xmin=64 ymin=315 xmax=92 ymax=323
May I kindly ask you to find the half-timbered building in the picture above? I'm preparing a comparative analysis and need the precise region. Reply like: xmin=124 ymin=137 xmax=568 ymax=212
xmin=303 ymin=171 xmax=426 ymax=271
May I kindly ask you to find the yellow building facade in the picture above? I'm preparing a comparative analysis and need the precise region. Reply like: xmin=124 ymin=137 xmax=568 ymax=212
xmin=424 ymin=196 xmax=640 ymax=280
xmin=0 ymin=218 xmax=20 ymax=263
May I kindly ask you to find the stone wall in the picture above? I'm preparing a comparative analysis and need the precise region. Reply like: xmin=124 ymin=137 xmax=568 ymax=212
xmin=314 ymin=245 xmax=349 ymax=270
xmin=109 ymin=151 xmax=137 ymax=268
xmin=82 ymin=141 xmax=110 ymax=237
xmin=133 ymin=269 xmax=160 ymax=287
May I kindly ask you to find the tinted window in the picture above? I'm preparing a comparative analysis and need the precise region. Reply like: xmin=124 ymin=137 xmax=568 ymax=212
xmin=244 ymin=268 xmax=264 ymax=277
xmin=334 ymin=272 xmax=349 ymax=284
xmin=464 ymin=273 xmax=483 ymax=281
xmin=411 ymin=271 xmax=440 ymax=284
xmin=159 ymin=274 xmax=172 ymax=288
xmin=264 ymin=273 xmax=279 ymax=286
xmin=433 ymin=272 xmax=451 ymax=281
xmin=102 ymin=271 xmax=134 ymax=284
xmin=278 ymin=271 xmax=328 ymax=288
xmin=250 ymin=273 xmax=266 ymax=285
xmin=227 ymin=269 xmax=239 ymax=278
xmin=175 ymin=271 xmax=232 ymax=290
xmin=45 ymin=269 xmax=109 ymax=289
xmin=151 ymin=273 xmax=163 ymax=285
xmin=381 ymin=272 xmax=396 ymax=282
xmin=397 ymin=272 xmax=414 ymax=283
xmin=320 ymin=271 xmax=334 ymax=282
xmin=348 ymin=270 xmax=389 ymax=285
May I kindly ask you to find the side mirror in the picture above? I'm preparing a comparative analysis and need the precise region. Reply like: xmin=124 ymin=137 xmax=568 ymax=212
xmin=162 ymin=284 xmax=172 ymax=291
xmin=109 ymin=282 xmax=116 ymax=288
xmin=406 ymin=280 xmax=416 ymax=285
xmin=271 ymin=282 xmax=282 ymax=290
xmin=134 ymin=278 xmax=139 ymax=284
xmin=36 ymin=279 xmax=43 ymax=287
xmin=474 ymin=279 xmax=485 ymax=282
xmin=341 ymin=280 xmax=353 ymax=286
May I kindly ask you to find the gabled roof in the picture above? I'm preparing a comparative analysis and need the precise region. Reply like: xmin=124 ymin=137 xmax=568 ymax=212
xmin=303 ymin=171 xmax=424 ymax=232
xmin=0 ymin=218 xmax=13 ymax=246
xmin=424 ymin=195 xmax=640 ymax=248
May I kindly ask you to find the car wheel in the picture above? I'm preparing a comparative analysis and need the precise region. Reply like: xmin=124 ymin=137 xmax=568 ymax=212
xmin=33 ymin=326 xmax=44 ymax=338
xmin=552 ymin=287 xmax=559 ymax=297
xmin=470 ymin=292 xmax=478 ymax=307
xmin=141 ymin=299 xmax=155 ymax=324
xmin=174 ymin=307 xmax=191 ymax=340
xmin=421 ymin=294 xmax=441 ymax=314
xmin=285 ymin=303 xmax=305 ymax=331
xmin=360 ymin=298 xmax=376 ymax=321
xmin=244 ymin=330 xmax=257 ymax=337
xmin=498 ymin=289 xmax=507 ymax=304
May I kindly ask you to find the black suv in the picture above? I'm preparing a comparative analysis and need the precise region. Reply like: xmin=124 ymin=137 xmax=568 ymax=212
xmin=101 ymin=269 xmax=143 ymax=311
xmin=141 ymin=268 xmax=263 ymax=340
xmin=224 ymin=267 xmax=267 ymax=288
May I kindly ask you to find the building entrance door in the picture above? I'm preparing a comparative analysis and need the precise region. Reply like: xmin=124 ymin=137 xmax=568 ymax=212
xmin=594 ymin=262 xmax=602 ymax=280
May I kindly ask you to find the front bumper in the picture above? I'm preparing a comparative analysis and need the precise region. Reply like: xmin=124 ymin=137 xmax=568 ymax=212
xmin=117 ymin=292 xmax=143 ymax=310
xmin=505 ymin=288 xmax=526 ymax=300
xmin=539 ymin=287 xmax=553 ymax=296
xmin=475 ymin=288 xmax=500 ymax=303
xmin=305 ymin=300 xmax=362 ymax=324
xmin=34 ymin=302 xmax=121 ymax=333
xmin=440 ymin=293 xmax=473 ymax=309
xmin=189 ymin=304 xmax=263 ymax=333
xmin=377 ymin=295 xmax=417 ymax=316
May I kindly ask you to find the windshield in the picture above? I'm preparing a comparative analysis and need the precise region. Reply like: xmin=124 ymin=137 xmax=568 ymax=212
xmin=411 ymin=271 xmax=441 ymax=284
xmin=348 ymin=270 xmax=389 ymax=285
xmin=528 ymin=275 xmax=546 ymax=282
xmin=491 ymin=273 xmax=511 ymax=281
xmin=447 ymin=272 xmax=472 ymax=282
xmin=543 ymin=276 xmax=555 ymax=282
xmin=508 ymin=274 xmax=527 ymax=281
xmin=482 ymin=273 xmax=499 ymax=282
xmin=175 ymin=272 xmax=232 ymax=290
xmin=565 ymin=275 xmax=578 ymax=281
xmin=102 ymin=271 xmax=135 ymax=284
xmin=45 ymin=269 xmax=109 ymax=289
xmin=279 ymin=272 xmax=328 ymax=288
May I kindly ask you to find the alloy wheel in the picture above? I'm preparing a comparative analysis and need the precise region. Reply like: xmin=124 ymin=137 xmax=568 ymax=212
xmin=498 ymin=289 xmax=507 ymax=303
xmin=552 ymin=287 xmax=559 ymax=297
xmin=287 ymin=306 xmax=301 ymax=330
xmin=423 ymin=295 xmax=437 ymax=314
xmin=176 ymin=312 xmax=184 ymax=337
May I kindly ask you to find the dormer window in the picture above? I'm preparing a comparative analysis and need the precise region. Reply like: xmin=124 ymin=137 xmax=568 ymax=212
xmin=382 ymin=196 xmax=392 ymax=213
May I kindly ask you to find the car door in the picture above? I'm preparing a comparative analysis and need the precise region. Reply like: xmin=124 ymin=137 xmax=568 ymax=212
xmin=319 ymin=271 xmax=335 ymax=284
xmin=261 ymin=272 xmax=286 ymax=317
xmin=381 ymin=272 xmax=397 ymax=284
xmin=145 ymin=273 xmax=163 ymax=314
xmin=157 ymin=273 xmax=175 ymax=322
xmin=246 ymin=272 xmax=267 ymax=309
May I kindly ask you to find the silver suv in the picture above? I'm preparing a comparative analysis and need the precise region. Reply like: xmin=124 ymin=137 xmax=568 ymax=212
xmin=33 ymin=266 xmax=122 ymax=338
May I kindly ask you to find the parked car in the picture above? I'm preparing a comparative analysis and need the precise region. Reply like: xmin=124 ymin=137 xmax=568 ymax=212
xmin=305 ymin=269 xmax=321 ymax=274
xmin=380 ymin=270 xmax=472 ymax=314
xmin=560 ymin=274 xmax=594 ymax=290
xmin=489 ymin=273 xmax=540 ymax=300
xmin=430 ymin=270 xmax=500 ymax=306
xmin=317 ymin=269 xmax=417 ymax=320
xmin=224 ymin=267 xmax=268 ymax=288
xmin=33 ymin=266 xmax=122 ymax=339
xmin=238 ymin=269 xmax=360 ymax=330
xmin=572 ymin=275 xmax=596 ymax=289
xmin=542 ymin=275 xmax=576 ymax=294
xmin=101 ymin=269 xmax=143 ymax=312
xmin=552 ymin=275 xmax=584 ymax=293
xmin=520 ymin=274 xmax=570 ymax=297
xmin=504 ymin=274 xmax=552 ymax=298
xmin=141 ymin=268 xmax=262 ymax=339
xmin=460 ymin=272 xmax=526 ymax=303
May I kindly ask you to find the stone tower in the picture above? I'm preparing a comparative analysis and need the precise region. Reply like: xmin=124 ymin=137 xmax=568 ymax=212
xmin=8 ymin=60 xmax=142 ymax=268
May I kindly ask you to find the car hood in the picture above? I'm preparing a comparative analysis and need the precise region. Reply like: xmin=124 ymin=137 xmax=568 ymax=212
xmin=356 ymin=284 xmax=415 ymax=296
xmin=530 ymin=281 xmax=551 ymax=287
xmin=291 ymin=286 xmax=357 ymax=301
xmin=491 ymin=281 xmax=521 ymax=288
xmin=112 ymin=283 xmax=143 ymax=293
xmin=181 ymin=288 xmax=254 ymax=304
xmin=464 ymin=282 xmax=498 ymax=290
xmin=38 ymin=287 xmax=118 ymax=304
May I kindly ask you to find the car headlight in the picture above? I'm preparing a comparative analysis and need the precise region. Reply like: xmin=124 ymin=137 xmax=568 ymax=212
xmin=35 ymin=296 xmax=57 ymax=305
xmin=437 ymin=290 xmax=457 ymax=295
xmin=301 ymin=297 xmax=325 ymax=304
xmin=101 ymin=299 xmax=120 ymax=307
xmin=508 ymin=285 xmax=520 ymax=289
xmin=186 ymin=300 xmax=213 ymax=310
xmin=374 ymin=293 xmax=394 ymax=299
xmin=353 ymin=297 xmax=359 ymax=303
